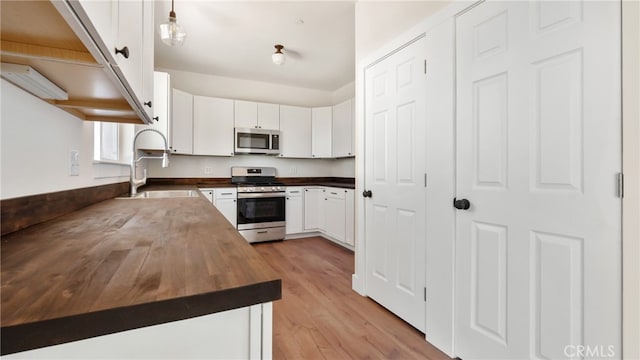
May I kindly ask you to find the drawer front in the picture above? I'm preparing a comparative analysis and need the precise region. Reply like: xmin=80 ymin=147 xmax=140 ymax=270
xmin=286 ymin=187 xmax=304 ymax=196
xmin=215 ymin=188 xmax=237 ymax=199
xmin=325 ymin=188 xmax=346 ymax=200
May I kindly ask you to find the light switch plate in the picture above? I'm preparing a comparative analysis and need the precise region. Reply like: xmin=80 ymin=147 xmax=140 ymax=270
xmin=69 ymin=150 xmax=79 ymax=176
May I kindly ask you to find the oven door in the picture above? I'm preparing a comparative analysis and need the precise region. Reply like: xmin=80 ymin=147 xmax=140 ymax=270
xmin=236 ymin=192 xmax=285 ymax=230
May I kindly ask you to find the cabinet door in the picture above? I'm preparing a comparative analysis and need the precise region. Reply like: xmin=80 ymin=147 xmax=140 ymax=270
xmin=345 ymin=189 xmax=355 ymax=246
xmin=171 ymin=89 xmax=193 ymax=154
xmin=135 ymin=72 xmax=169 ymax=150
xmin=286 ymin=195 xmax=304 ymax=235
xmin=200 ymin=188 xmax=215 ymax=204
xmin=77 ymin=0 xmax=116 ymax=61
xmin=193 ymin=96 xmax=234 ymax=156
xmin=140 ymin=0 xmax=154 ymax=119
xmin=304 ymin=188 xmax=325 ymax=231
xmin=324 ymin=196 xmax=346 ymax=242
xmin=215 ymin=198 xmax=237 ymax=228
xmin=279 ymin=105 xmax=311 ymax=158
xmin=332 ymin=98 xmax=354 ymax=157
xmin=113 ymin=0 xmax=143 ymax=103
xmin=234 ymin=100 xmax=258 ymax=128
xmin=311 ymin=107 xmax=332 ymax=158
xmin=257 ymin=103 xmax=279 ymax=130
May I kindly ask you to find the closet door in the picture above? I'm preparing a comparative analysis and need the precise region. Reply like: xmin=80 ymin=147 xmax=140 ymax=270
xmin=455 ymin=1 xmax=621 ymax=359
xmin=363 ymin=36 xmax=428 ymax=332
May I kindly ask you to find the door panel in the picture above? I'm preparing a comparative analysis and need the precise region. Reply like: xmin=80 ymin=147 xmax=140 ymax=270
xmin=365 ymin=36 xmax=427 ymax=332
xmin=455 ymin=1 xmax=621 ymax=359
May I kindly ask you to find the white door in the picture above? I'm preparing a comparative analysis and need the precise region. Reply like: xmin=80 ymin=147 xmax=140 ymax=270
xmin=455 ymin=1 xmax=621 ymax=359
xmin=364 ymin=36 xmax=427 ymax=332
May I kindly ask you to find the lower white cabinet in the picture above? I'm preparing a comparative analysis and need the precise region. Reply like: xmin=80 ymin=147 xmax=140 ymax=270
xmin=304 ymin=188 xmax=325 ymax=231
xmin=285 ymin=187 xmax=304 ymax=234
xmin=6 ymin=303 xmax=273 ymax=359
xmin=200 ymin=188 xmax=237 ymax=228
xmin=294 ymin=186 xmax=354 ymax=248
xmin=323 ymin=189 xmax=347 ymax=242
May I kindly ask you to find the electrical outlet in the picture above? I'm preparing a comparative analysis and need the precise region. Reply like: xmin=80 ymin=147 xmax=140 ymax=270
xmin=204 ymin=166 xmax=213 ymax=175
xmin=69 ymin=150 xmax=79 ymax=176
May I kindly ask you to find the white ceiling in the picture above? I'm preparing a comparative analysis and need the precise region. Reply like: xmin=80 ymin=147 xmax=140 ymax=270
xmin=154 ymin=1 xmax=356 ymax=92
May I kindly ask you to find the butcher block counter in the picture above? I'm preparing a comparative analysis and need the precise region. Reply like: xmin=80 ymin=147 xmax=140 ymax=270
xmin=0 ymin=187 xmax=281 ymax=356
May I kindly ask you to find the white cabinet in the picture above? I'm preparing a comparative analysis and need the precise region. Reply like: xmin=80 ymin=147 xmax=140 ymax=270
xmin=285 ymin=187 xmax=304 ymax=235
xmin=140 ymin=0 xmax=154 ymax=119
xmin=324 ymin=189 xmax=346 ymax=242
xmin=234 ymin=101 xmax=279 ymax=130
xmin=113 ymin=0 xmax=144 ymax=105
xmin=135 ymin=71 xmax=169 ymax=150
xmin=171 ymin=89 xmax=193 ymax=154
xmin=193 ymin=96 xmax=234 ymax=156
xmin=200 ymin=188 xmax=237 ymax=228
xmin=279 ymin=105 xmax=311 ymax=158
xmin=214 ymin=188 xmax=237 ymax=228
xmin=345 ymin=189 xmax=355 ymax=247
xmin=332 ymin=98 xmax=355 ymax=157
xmin=200 ymin=188 xmax=215 ymax=203
xmin=304 ymin=188 xmax=325 ymax=231
xmin=311 ymin=107 xmax=332 ymax=158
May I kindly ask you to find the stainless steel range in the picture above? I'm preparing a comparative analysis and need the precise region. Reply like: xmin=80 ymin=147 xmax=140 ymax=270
xmin=231 ymin=167 xmax=286 ymax=243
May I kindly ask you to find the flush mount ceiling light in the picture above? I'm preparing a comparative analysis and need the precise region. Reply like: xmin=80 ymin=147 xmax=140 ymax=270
xmin=160 ymin=0 xmax=187 ymax=47
xmin=272 ymin=44 xmax=286 ymax=65
xmin=1 ymin=63 xmax=68 ymax=100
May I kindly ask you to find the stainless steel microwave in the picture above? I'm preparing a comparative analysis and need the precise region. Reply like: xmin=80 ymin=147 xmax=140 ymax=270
xmin=234 ymin=128 xmax=280 ymax=155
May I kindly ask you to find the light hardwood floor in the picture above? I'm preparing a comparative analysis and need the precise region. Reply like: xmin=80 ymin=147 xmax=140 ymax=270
xmin=253 ymin=237 xmax=451 ymax=360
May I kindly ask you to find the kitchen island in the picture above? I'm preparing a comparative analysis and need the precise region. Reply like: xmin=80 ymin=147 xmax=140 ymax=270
xmin=0 ymin=187 xmax=281 ymax=358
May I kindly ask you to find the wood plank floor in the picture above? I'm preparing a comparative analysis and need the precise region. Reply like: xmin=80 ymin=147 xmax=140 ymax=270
xmin=253 ymin=237 xmax=451 ymax=360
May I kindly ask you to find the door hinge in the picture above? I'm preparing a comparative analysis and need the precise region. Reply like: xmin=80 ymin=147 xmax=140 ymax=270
xmin=424 ymin=60 xmax=427 ymax=74
xmin=617 ymin=173 xmax=624 ymax=198
xmin=424 ymin=173 xmax=427 ymax=188
xmin=424 ymin=287 xmax=427 ymax=302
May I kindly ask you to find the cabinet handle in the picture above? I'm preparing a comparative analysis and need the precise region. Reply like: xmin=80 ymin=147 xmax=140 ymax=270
xmin=221 ymin=192 xmax=233 ymax=195
xmin=115 ymin=46 xmax=129 ymax=59
xmin=287 ymin=197 xmax=290 ymax=200
xmin=233 ymin=200 xmax=236 ymax=203
xmin=330 ymin=192 xmax=338 ymax=195
xmin=257 ymin=230 xmax=268 ymax=234
xmin=144 ymin=101 xmax=152 ymax=108
xmin=290 ymin=191 xmax=300 ymax=194
xmin=153 ymin=116 xmax=159 ymax=122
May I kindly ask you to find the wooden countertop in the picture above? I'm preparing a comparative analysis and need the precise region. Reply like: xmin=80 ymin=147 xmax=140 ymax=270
xmin=0 ymin=188 xmax=281 ymax=354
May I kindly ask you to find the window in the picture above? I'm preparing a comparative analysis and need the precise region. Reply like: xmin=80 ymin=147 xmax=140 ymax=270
xmin=93 ymin=122 xmax=133 ymax=164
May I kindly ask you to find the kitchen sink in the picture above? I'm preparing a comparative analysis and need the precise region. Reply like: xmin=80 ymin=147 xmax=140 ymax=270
xmin=118 ymin=190 xmax=201 ymax=199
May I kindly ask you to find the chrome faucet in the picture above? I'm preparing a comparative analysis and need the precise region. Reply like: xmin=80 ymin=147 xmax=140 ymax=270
xmin=130 ymin=129 xmax=170 ymax=196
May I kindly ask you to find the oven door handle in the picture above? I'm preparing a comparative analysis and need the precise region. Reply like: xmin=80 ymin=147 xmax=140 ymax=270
xmin=237 ymin=192 xmax=286 ymax=199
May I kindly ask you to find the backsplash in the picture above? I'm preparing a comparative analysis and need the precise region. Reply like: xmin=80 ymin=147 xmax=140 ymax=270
xmin=147 ymin=154 xmax=355 ymax=178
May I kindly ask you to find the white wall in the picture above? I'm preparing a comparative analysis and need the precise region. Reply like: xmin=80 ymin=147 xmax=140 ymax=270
xmin=0 ymin=80 xmax=129 ymax=200
xmin=159 ymin=68 xmax=335 ymax=107
xmin=331 ymin=157 xmax=356 ymax=178
xmin=355 ymin=1 xmax=450 ymax=64
xmin=332 ymin=81 xmax=355 ymax=104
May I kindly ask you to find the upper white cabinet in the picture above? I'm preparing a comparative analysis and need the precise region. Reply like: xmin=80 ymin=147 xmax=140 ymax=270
xmin=311 ymin=107 xmax=332 ymax=158
xmin=135 ymin=72 xmax=170 ymax=150
xmin=234 ymin=101 xmax=279 ymax=130
xmin=140 ymin=0 xmax=155 ymax=119
xmin=171 ymin=89 xmax=193 ymax=154
xmin=57 ymin=0 xmax=153 ymax=124
xmin=279 ymin=105 xmax=312 ymax=158
xmin=193 ymin=96 xmax=235 ymax=156
xmin=332 ymin=98 xmax=355 ymax=157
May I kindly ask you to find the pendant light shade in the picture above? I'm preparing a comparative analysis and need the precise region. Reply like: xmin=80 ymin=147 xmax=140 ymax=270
xmin=160 ymin=0 xmax=186 ymax=46
xmin=272 ymin=44 xmax=285 ymax=65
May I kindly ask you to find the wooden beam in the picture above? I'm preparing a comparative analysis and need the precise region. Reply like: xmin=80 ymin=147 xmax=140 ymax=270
xmin=0 ymin=40 xmax=98 ymax=66
xmin=54 ymin=100 xmax=132 ymax=112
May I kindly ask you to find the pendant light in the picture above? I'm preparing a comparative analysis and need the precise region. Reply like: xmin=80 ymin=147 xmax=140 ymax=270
xmin=272 ymin=45 xmax=285 ymax=65
xmin=160 ymin=0 xmax=187 ymax=47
